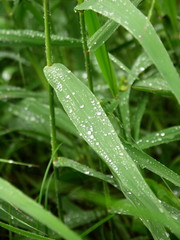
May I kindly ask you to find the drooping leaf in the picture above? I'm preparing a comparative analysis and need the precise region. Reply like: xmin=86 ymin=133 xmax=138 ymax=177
xmin=44 ymin=63 xmax=180 ymax=238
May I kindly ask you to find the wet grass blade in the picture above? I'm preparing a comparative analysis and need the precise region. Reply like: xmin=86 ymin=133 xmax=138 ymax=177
xmin=123 ymin=141 xmax=180 ymax=187
xmin=0 ymin=30 xmax=81 ymax=47
xmin=44 ymin=63 xmax=180 ymax=238
xmin=136 ymin=126 xmax=180 ymax=149
xmin=54 ymin=157 xmax=116 ymax=187
xmin=87 ymin=19 xmax=119 ymax=51
xmin=132 ymin=78 xmax=172 ymax=96
xmin=76 ymin=0 xmax=180 ymax=103
xmin=0 ymin=178 xmax=82 ymax=240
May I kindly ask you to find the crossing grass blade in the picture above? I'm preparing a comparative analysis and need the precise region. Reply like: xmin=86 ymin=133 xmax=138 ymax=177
xmin=44 ymin=63 xmax=180 ymax=238
xmin=75 ymin=0 xmax=180 ymax=104
xmin=132 ymin=78 xmax=172 ymax=96
xmin=54 ymin=157 xmax=116 ymax=187
xmin=87 ymin=19 xmax=119 ymax=51
xmin=123 ymin=141 xmax=180 ymax=187
xmin=0 ymin=30 xmax=81 ymax=47
xmin=0 ymin=178 xmax=82 ymax=240
xmin=136 ymin=126 xmax=180 ymax=149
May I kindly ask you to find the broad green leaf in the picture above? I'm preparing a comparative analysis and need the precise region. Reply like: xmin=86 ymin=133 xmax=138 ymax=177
xmin=0 ymin=30 xmax=81 ymax=47
xmin=76 ymin=0 xmax=180 ymax=104
xmin=54 ymin=157 xmax=116 ymax=187
xmin=122 ymin=141 xmax=180 ymax=187
xmin=0 ymin=221 xmax=53 ymax=240
xmin=136 ymin=126 xmax=180 ymax=149
xmin=132 ymin=78 xmax=172 ymax=96
xmin=44 ymin=63 xmax=180 ymax=238
xmin=0 ymin=178 xmax=82 ymax=240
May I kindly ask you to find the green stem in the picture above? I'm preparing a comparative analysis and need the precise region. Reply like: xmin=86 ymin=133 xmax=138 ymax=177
xmin=43 ymin=0 xmax=63 ymax=222
xmin=78 ymin=6 xmax=93 ymax=92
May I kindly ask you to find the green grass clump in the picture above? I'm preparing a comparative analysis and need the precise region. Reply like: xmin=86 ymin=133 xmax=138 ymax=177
xmin=0 ymin=0 xmax=180 ymax=240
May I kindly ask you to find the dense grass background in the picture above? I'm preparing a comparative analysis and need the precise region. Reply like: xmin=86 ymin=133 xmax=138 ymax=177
xmin=0 ymin=0 xmax=180 ymax=239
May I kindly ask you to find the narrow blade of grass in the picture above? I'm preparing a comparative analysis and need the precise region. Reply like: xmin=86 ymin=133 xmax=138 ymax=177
xmin=132 ymin=78 xmax=172 ymax=96
xmin=87 ymin=19 xmax=119 ymax=51
xmin=0 ymin=178 xmax=82 ymax=240
xmin=122 ymin=141 xmax=180 ymax=187
xmin=54 ymin=157 xmax=116 ymax=187
xmin=76 ymin=0 xmax=180 ymax=103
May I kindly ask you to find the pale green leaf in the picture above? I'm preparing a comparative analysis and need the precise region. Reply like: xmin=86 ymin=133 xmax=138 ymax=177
xmin=44 ymin=63 xmax=180 ymax=238
xmin=0 ymin=178 xmax=82 ymax=240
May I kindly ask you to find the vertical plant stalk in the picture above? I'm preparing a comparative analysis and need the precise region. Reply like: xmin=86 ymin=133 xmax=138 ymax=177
xmin=78 ymin=3 xmax=93 ymax=92
xmin=43 ymin=0 xmax=63 ymax=221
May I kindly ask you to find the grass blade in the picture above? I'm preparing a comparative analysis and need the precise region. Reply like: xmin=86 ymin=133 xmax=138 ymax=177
xmin=132 ymin=78 xmax=172 ymax=96
xmin=87 ymin=19 xmax=119 ymax=51
xmin=54 ymin=157 xmax=116 ymax=187
xmin=0 ymin=178 xmax=82 ymax=240
xmin=123 ymin=141 xmax=180 ymax=187
xmin=44 ymin=63 xmax=180 ymax=238
xmin=136 ymin=126 xmax=180 ymax=149
xmin=76 ymin=0 xmax=180 ymax=103
xmin=0 ymin=30 xmax=81 ymax=47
